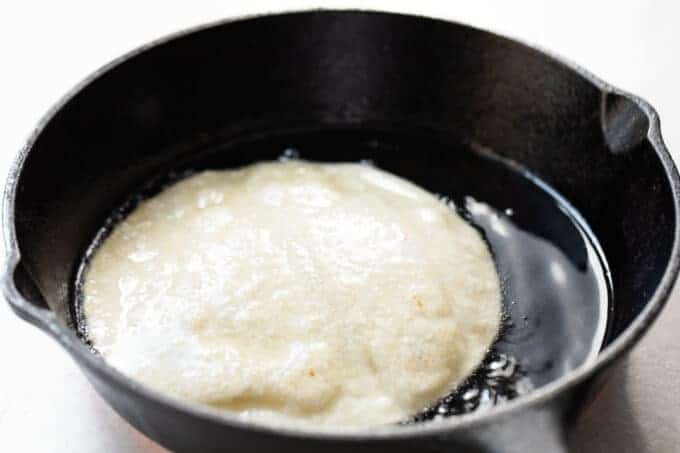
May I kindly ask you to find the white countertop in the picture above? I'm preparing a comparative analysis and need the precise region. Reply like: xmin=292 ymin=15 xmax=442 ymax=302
xmin=1 ymin=1 xmax=678 ymax=451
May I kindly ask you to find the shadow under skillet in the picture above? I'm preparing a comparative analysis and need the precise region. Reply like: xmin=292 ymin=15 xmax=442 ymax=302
xmin=571 ymin=361 xmax=648 ymax=453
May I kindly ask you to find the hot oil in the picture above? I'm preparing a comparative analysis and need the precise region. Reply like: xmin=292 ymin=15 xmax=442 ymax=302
xmin=407 ymin=161 xmax=611 ymax=422
xmin=409 ymin=351 xmax=531 ymax=422
xmin=75 ymin=132 xmax=612 ymax=425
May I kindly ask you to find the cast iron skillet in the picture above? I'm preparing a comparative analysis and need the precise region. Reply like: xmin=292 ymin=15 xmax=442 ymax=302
xmin=3 ymin=10 xmax=679 ymax=453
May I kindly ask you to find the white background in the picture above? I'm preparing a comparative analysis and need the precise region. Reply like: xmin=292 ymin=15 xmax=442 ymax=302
xmin=1 ymin=1 xmax=679 ymax=451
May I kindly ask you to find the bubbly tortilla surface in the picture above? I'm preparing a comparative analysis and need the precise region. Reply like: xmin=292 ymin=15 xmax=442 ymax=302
xmin=83 ymin=161 xmax=501 ymax=429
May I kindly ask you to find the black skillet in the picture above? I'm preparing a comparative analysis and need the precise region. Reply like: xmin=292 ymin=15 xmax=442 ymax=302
xmin=3 ymin=10 xmax=679 ymax=453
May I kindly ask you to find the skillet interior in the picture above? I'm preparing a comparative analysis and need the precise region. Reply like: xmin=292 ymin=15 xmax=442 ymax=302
xmin=71 ymin=128 xmax=612 ymax=415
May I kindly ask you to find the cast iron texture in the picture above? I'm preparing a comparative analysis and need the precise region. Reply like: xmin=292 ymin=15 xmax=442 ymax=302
xmin=3 ymin=10 xmax=679 ymax=453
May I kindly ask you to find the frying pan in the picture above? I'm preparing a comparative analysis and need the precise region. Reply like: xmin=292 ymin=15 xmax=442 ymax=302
xmin=3 ymin=10 xmax=679 ymax=453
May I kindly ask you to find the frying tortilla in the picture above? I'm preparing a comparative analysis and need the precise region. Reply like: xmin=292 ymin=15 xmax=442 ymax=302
xmin=83 ymin=160 xmax=501 ymax=429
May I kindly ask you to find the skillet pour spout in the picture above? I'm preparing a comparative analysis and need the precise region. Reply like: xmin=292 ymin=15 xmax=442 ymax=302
xmin=3 ymin=10 xmax=679 ymax=453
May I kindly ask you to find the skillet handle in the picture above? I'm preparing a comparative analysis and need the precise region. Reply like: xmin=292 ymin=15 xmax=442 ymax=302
xmin=2 ymin=259 xmax=58 ymax=333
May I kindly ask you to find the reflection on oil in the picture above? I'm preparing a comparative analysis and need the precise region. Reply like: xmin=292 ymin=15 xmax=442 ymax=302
xmin=466 ymin=196 xmax=610 ymax=380
xmin=411 ymin=192 xmax=610 ymax=422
